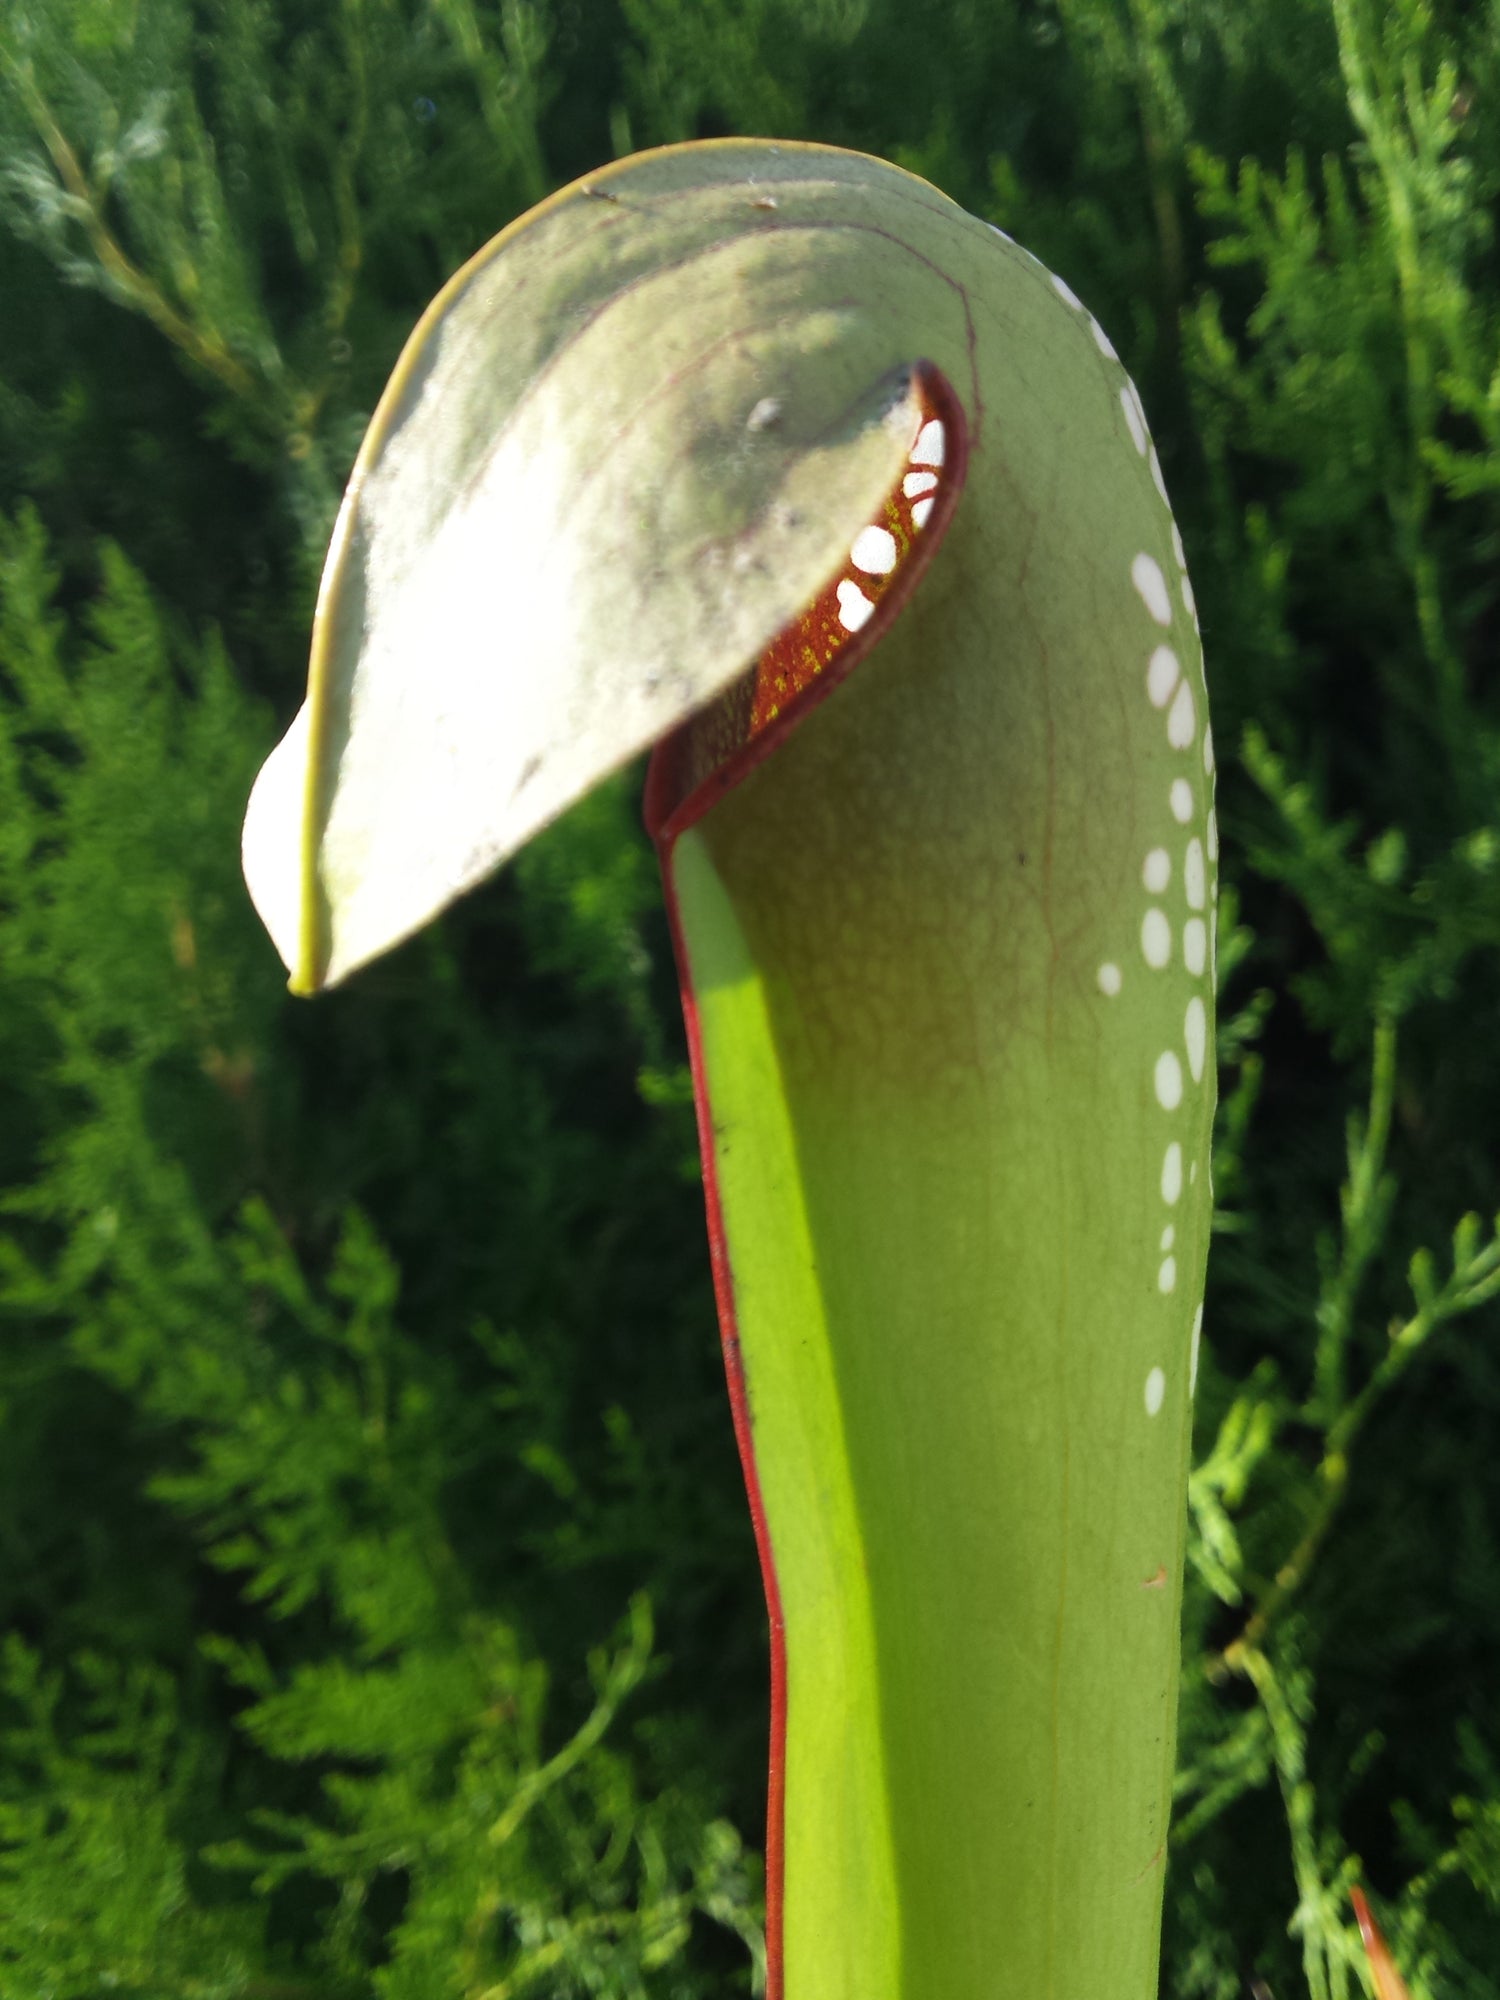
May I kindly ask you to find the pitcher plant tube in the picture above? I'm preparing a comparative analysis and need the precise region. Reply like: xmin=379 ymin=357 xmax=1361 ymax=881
xmin=243 ymin=140 xmax=1217 ymax=2000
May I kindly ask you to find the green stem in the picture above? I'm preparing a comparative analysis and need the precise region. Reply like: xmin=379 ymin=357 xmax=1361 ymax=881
xmin=1328 ymin=0 xmax=1473 ymax=804
xmin=433 ymin=0 xmax=551 ymax=209
xmin=6 ymin=64 xmax=263 ymax=408
xmin=1238 ymin=1646 xmax=1345 ymax=2000
xmin=1126 ymin=0 xmax=1186 ymax=345
xmin=458 ymin=1599 xmax=653 ymax=1988
xmin=1218 ymin=1122 xmax=1500 ymax=1679
xmin=294 ymin=0 xmax=370 ymax=445
xmin=1312 ymin=1015 xmax=1398 ymax=1422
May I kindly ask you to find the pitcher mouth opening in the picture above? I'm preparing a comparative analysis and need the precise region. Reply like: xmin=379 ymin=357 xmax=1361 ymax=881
xmin=645 ymin=359 xmax=968 ymax=853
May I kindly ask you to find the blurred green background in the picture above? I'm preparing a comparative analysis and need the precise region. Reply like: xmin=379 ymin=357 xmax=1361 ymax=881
xmin=1 ymin=1 xmax=1498 ymax=1993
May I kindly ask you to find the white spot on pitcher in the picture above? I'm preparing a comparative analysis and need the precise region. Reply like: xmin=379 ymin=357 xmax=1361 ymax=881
xmin=1167 ymin=679 xmax=1196 ymax=750
xmin=1184 ymin=837 xmax=1206 ymax=911
xmin=851 ymin=525 xmax=897 ymax=575
xmin=1147 ymin=646 xmax=1179 ymax=709
xmin=1125 ymin=378 xmax=1150 ymax=443
xmin=1132 ymin=552 xmax=1172 ymax=626
xmin=1051 ymin=271 xmax=1083 ymax=310
xmin=1155 ymin=1049 xmax=1183 ymax=1110
xmin=1121 ymin=386 xmax=1147 ymax=455
xmin=1184 ymin=995 xmax=1207 ymax=1082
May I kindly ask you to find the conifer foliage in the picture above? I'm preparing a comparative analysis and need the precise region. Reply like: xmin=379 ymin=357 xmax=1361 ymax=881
xmin=1 ymin=0 xmax=1498 ymax=1994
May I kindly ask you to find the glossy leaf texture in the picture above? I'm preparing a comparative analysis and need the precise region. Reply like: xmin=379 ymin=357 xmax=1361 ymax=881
xmin=242 ymin=140 xmax=1216 ymax=2000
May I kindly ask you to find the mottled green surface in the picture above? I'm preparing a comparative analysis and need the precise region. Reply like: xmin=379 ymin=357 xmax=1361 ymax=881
xmin=250 ymin=139 xmax=1214 ymax=1996
xmin=659 ymin=148 xmax=1213 ymax=2000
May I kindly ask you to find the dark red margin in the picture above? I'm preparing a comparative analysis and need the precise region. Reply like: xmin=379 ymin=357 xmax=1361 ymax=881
xmin=643 ymin=362 xmax=968 ymax=1999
